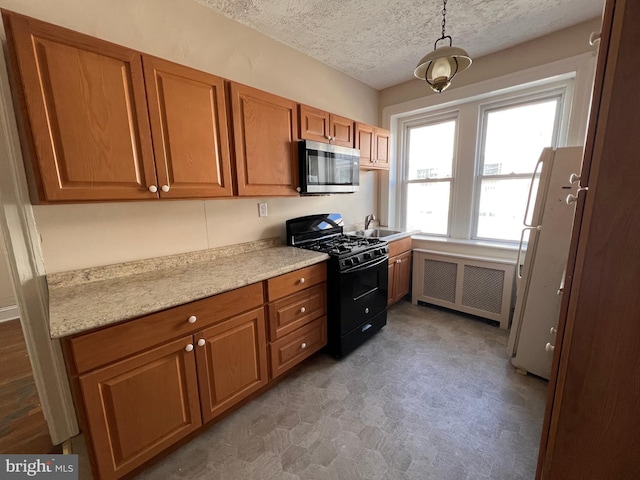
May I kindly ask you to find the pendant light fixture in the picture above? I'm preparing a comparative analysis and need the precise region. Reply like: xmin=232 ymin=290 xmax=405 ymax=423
xmin=414 ymin=0 xmax=471 ymax=93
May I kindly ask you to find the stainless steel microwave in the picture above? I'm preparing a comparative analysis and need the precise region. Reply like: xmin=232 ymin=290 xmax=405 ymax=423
xmin=298 ymin=140 xmax=360 ymax=194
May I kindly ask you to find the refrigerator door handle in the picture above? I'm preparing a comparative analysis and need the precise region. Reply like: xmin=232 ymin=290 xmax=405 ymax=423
xmin=523 ymin=157 xmax=545 ymax=227
xmin=516 ymin=226 xmax=542 ymax=280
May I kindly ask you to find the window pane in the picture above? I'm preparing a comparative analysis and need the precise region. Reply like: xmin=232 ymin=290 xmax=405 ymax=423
xmin=476 ymin=178 xmax=535 ymax=241
xmin=408 ymin=120 xmax=455 ymax=180
xmin=406 ymin=182 xmax=450 ymax=235
xmin=483 ymin=99 xmax=559 ymax=175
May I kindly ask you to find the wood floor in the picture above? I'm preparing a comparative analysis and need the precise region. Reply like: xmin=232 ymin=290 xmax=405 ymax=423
xmin=0 ymin=318 xmax=58 ymax=454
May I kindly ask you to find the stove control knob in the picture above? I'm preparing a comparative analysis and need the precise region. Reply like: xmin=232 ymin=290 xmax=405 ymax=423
xmin=344 ymin=259 xmax=353 ymax=267
xmin=352 ymin=257 xmax=360 ymax=264
xmin=382 ymin=246 xmax=389 ymax=254
xmin=364 ymin=252 xmax=372 ymax=260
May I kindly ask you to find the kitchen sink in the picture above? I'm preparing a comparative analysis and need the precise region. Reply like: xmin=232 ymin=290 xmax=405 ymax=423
xmin=353 ymin=228 xmax=402 ymax=238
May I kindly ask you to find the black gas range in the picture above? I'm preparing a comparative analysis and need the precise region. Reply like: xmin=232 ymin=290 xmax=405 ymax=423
xmin=286 ymin=213 xmax=389 ymax=358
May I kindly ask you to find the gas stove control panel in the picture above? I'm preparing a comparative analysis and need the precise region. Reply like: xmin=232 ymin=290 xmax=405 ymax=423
xmin=340 ymin=245 xmax=388 ymax=270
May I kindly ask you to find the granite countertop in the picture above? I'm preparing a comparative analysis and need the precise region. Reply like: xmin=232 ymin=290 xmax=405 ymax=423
xmin=47 ymin=239 xmax=328 ymax=338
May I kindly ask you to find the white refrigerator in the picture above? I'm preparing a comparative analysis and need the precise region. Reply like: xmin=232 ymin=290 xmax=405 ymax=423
xmin=506 ymin=146 xmax=583 ymax=380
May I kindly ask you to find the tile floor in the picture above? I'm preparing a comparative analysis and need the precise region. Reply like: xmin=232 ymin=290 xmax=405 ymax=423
xmin=79 ymin=301 xmax=549 ymax=479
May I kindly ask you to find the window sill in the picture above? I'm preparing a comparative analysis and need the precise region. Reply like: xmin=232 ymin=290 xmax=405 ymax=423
xmin=410 ymin=234 xmax=521 ymax=261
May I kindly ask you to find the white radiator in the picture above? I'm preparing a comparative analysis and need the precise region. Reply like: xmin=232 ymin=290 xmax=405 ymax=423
xmin=412 ymin=249 xmax=516 ymax=329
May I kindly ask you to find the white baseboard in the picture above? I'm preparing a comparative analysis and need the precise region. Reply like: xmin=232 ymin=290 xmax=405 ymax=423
xmin=0 ymin=305 xmax=19 ymax=323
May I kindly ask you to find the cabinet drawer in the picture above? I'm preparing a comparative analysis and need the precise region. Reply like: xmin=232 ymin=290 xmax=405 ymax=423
xmin=388 ymin=236 xmax=412 ymax=257
xmin=269 ymin=316 xmax=327 ymax=379
xmin=268 ymin=284 xmax=326 ymax=341
xmin=267 ymin=263 xmax=326 ymax=301
xmin=70 ymin=283 xmax=264 ymax=374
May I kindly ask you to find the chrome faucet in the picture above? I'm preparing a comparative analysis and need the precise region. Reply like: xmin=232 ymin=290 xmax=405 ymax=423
xmin=364 ymin=214 xmax=376 ymax=230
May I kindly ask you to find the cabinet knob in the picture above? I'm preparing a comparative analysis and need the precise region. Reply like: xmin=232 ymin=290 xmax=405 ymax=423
xmin=161 ymin=185 xmax=170 ymax=193
xmin=301 ymin=342 xmax=307 ymax=349
xmin=148 ymin=185 xmax=158 ymax=193
xmin=299 ymin=277 xmax=305 ymax=284
xmin=550 ymin=326 xmax=558 ymax=335
xmin=365 ymin=307 xmax=369 ymax=314
xmin=188 ymin=315 xmax=197 ymax=324
xmin=185 ymin=344 xmax=194 ymax=352
xmin=197 ymin=339 xmax=206 ymax=347
xmin=545 ymin=342 xmax=555 ymax=353
xmin=300 ymin=306 xmax=306 ymax=313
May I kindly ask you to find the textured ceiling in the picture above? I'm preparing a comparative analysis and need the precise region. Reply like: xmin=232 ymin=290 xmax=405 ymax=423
xmin=194 ymin=0 xmax=604 ymax=90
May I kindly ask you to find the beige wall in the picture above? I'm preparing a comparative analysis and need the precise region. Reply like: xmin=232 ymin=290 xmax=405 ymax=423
xmin=0 ymin=234 xmax=15 ymax=308
xmin=380 ymin=17 xmax=602 ymax=111
xmin=0 ymin=0 xmax=381 ymax=274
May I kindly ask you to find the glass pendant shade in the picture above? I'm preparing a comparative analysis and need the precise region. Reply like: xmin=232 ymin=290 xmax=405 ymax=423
xmin=414 ymin=45 xmax=472 ymax=93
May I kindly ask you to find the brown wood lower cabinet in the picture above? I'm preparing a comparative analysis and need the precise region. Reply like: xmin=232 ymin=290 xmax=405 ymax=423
xmin=387 ymin=237 xmax=412 ymax=306
xmin=195 ymin=308 xmax=268 ymax=423
xmin=79 ymin=336 xmax=201 ymax=480
xmin=65 ymin=263 xmax=327 ymax=479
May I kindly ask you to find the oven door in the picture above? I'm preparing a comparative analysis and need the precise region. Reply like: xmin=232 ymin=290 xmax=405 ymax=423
xmin=299 ymin=140 xmax=359 ymax=194
xmin=336 ymin=255 xmax=388 ymax=335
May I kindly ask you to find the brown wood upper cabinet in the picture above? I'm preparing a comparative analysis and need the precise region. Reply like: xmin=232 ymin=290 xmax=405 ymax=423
xmin=299 ymin=104 xmax=355 ymax=148
xmin=142 ymin=56 xmax=233 ymax=199
xmin=3 ymin=11 xmax=158 ymax=203
xmin=230 ymin=82 xmax=299 ymax=196
xmin=356 ymin=122 xmax=390 ymax=170
xmin=3 ymin=11 xmax=233 ymax=202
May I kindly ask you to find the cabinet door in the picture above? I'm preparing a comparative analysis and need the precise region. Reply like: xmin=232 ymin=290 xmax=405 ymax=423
xmin=79 ymin=336 xmax=201 ymax=480
xmin=387 ymin=259 xmax=396 ymax=305
xmin=393 ymin=251 xmax=412 ymax=303
xmin=195 ymin=307 xmax=268 ymax=423
xmin=355 ymin=122 xmax=375 ymax=167
xmin=299 ymin=104 xmax=330 ymax=143
xmin=3 ymin=12 xmax=158 ymax=202
xmin=374 ymin=128 xmax=390 ymax=169
xmin=330 ymin=114 xmax=355 ymax=148
xmin=143 ymin=56 xmax=233 ymax=199
xmin=230 ymin=82 xmax=299 ymax=196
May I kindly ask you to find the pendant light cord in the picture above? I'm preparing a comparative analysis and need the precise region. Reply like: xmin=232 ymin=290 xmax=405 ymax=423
xmin=441 ymin=0 xmax=447 ymax=39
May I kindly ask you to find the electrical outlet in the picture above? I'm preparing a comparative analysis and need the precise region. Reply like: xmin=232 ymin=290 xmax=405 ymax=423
xmin=258 ymin=202 xmax=268 ymax=217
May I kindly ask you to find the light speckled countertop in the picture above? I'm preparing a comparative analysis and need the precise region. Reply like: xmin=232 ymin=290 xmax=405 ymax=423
xmin=47 ymin=239 xmax=328 ymax=338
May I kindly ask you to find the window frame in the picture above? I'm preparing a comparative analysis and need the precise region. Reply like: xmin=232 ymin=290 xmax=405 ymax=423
xmin=396 ymin=78 xmax=574 ymax=245
xmin=401 ymin=111 xmax=460 ymax=237
xmin=471 ymin=88 xmax=567 ymax=242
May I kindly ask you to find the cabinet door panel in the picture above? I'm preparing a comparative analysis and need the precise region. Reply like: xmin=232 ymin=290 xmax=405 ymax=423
xmin=299 ymin=104 xmax=329 ymax=143
xmin=79 ymin=336 xmax=200 ymax=480
xmin=143 ymin=56 xmax=233 ymax=198
xmin=355 ymin=122 xmax=374 ymax=167
xmin=330 ymin=114 xmax=354 ymax=148
xmin=195 ymin=307 xmax=268 ymax=423
xmin=4 ymin=12 xmax=157 ymax=202
xmin=387 ymin=261 xmax=396 ymax=305
xmin=230 ymin=82 xmax=298 ymax=196
xmin=394 ymin=251 xmax=412 ymax=303
xmin=374 ymin=128 xmax=390 ymax=168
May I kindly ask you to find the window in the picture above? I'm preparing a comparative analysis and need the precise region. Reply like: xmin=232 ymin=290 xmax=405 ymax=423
xmin=404 ymin=116 xmax=457 ymax=236
xmin=397 ymin=81 xmax=570 ymax=244
xmin=474 ymin=95 xmax=562 ymax=241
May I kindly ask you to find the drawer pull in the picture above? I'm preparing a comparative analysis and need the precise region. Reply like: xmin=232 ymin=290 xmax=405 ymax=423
xmin=301 ymin=342 xmax=307 ymax=349
xmin=188 ymin=315 xmax=197 ymax=324
xmin=362 ymin=323 xmax=373 ymax=332
xmin=299 ymin=277 xmax=306 ymax=284
xmin=197 ymin=339 xmax=206 ymax=347
xmin=185 ymin=344 xmax=194 ymax=352
xmin=300 ymin=306 xmax=306 ymax=313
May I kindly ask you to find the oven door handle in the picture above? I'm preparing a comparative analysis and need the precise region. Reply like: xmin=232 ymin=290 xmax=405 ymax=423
xmin=342 ymin=255 xmax=388 ymax=273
